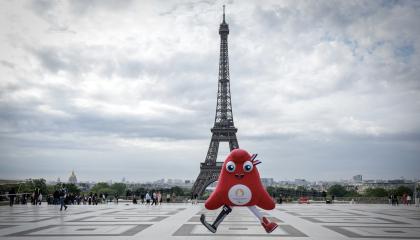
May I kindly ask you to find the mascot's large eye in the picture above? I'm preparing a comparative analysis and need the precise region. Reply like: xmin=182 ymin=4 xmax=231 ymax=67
xmin=243 ymin=161 xmax=253 ymax=172
xmin=226 ymin=161 xmax=236 ymax=172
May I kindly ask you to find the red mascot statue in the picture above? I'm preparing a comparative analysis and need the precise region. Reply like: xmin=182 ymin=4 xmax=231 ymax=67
xmin=200 ymin=148 xmax=278 ymax=233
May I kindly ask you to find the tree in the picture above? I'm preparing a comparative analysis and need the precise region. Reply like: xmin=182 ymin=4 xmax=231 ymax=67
xmin=266 ymin=186 xmax=275 ymax=196
xmin=18 ymin=179 xmax=48 ymax=195
xmin=170 ymin=186 xmax=184 ymax=196
xmin=328 ymin=184 xmax=348 ymax=197
xmin=345 ymin=189 xmax=360 ymax=197
xmin=90 ymin=182 xmax=116 ymax=196
xmin=111 ymin=183 xmax=126 ymax=196
xmin=364 ymin=188 xmax=388 ymax=197
xmin=134 ymin=187 xmax=146 ymax=196
xmin=394 ymin=186 xmax=413 ymax=196
xmin=66 ymin=184 xmax=81 ymax=195
xmin=296 ymin=186 xmax=307 ymax=196
xmin=91 ymin=182 xmax=110 ymax=193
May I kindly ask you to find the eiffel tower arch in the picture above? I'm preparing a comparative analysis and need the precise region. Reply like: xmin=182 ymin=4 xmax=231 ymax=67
xmin=191 ymin=6 xmax=239 ymax=197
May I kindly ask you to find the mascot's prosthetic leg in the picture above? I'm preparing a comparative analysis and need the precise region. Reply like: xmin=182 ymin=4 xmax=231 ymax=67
xmin=200 ymin=205 xmax=232 ymax=233
xmin=200 ymin=149 xmax=278 ymax=233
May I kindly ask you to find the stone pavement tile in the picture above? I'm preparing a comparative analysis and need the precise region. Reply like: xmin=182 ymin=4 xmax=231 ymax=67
xmin=67 ymin=215 xmax=168 ymax=222
xmin=5 ymin=224 xmax=151 ymax=237
xmin=173 ymin=223 xmax=307 ymax=237
xmin=324 ymin=225 xmax=420 ymax=239
xmin=299 ymin=216 xmax=408 ymax=224
xmin=0 ymin=203 xmax=419 ymax=240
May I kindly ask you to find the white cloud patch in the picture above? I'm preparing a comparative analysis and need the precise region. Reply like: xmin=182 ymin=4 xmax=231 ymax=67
xmin=0 ymin=0 xmax=419 ymax=181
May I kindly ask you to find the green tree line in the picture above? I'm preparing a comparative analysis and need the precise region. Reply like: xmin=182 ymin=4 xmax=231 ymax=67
xmin=266 ymin=184 xmax=413 ymax=198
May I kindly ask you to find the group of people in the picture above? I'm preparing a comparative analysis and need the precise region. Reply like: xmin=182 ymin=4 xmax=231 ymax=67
xmin=388 ymin=192 xmax=419 ymax=206
xmin=48 ymin=191 xmax=102 ymax=206
xmin=7 ymin=188 xmax=44 ymax=206
xmin=402 ymin=193 xmax=412 ymax=205
xmin=132 ymin=191 xmax=174 ymax=205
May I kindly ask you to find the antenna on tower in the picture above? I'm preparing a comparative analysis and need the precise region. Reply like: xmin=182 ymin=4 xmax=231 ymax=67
xmin=223 ymin=5 xmax=226 ymax=23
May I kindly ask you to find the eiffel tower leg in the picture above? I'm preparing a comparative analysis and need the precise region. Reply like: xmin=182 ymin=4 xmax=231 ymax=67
xmin=229 ymin=136 xmax=239 ymax=150
xmin=192 ymin=137 xmax=220 ymax=197
xmin=200 ymin=205 xmax=232 ymax=233
xmin=191 ymin=172 xmax=209 ymax=197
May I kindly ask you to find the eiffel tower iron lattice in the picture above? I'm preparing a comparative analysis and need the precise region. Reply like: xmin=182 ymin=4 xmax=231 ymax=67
xmin=191 ymin=6 xmax=239 ymax=197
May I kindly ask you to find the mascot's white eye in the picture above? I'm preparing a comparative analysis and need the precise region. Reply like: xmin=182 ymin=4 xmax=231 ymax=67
xmin=243 ymin=161 xmax=253 ymax=172
xmin=226 ymin=161 xmax=236 ymax=172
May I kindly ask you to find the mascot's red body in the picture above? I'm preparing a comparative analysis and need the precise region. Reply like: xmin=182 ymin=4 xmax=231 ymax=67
xmin=200 ymin=149 xmax=278 ymax=233
xmin=205 ymin=149 xmax=275 ymax=210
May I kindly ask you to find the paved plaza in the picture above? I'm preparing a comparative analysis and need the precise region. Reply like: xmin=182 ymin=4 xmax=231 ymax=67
xmin=0 ymin=203 xmax=419 ymax=240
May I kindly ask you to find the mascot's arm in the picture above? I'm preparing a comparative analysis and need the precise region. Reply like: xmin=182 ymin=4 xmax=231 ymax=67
xmin=204 ymin=191 xmax=224 ymax=210
xmin=256 ymin=188 xmax=276 ymax=210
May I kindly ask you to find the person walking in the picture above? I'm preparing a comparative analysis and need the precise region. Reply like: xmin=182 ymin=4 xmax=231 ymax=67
xmin=53 ymin=190 xmax=59 ymax=205
xmin=415 ymin=190 xmax=420 ymax=207
xmin=38 ymin=193 xmax=42 ymax=205
xmin=152 ymin=192 xmax=157 ymax=205
xmin=93 ymin=193 xmax=98 ymax=205
xmin=402 ymin=193 xmax=408 ymax=205
xmin=145 ymin=192 xmax=151 ymax=205
xmin=166 ymin=193 xmax=171 ymax=203
xmin=8 ymin=187 xmax=16 ymax=207
xmin=140 ymin=193 xmax=145 ymax=204
xmin=59 ymin=186 xmax=68 ymax=211
xmin=157 ymin=192 xmax=162 ymax=205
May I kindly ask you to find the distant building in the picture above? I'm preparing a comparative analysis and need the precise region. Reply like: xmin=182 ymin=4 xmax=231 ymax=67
xmin=353 ymin=175 xmax=363 ymax=183
xmin=294 ymin=179 xmax=308 ymax=186
xmin=261 ymin=178 xmax=274 ymax=187
xmin=68 ymin=170 xmax=77 ymax=184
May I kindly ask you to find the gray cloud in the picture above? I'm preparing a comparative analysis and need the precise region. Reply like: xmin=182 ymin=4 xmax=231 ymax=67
xmin=0 ymin=0 xmax=419 ymax=182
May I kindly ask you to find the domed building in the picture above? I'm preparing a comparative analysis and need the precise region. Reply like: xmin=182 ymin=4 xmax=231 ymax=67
xmin=68 ymin=170 xmax=77 ymax=184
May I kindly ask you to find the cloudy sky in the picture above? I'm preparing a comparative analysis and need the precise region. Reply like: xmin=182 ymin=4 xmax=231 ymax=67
xmin=1 ymin=0 xmax=419 ymax=183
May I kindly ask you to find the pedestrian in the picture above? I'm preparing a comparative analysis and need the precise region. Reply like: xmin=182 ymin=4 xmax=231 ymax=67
xmin=194 ymin=193 xmax=198 ymax=205
xmin=407 ymin=194 xmax=412 ymax=205
xmin=93 ymin=193 xmax=98 ymax=205
xmin=59 ymin=186 xmax=68 ymax=211
xmin=166 ymin=193 xmax=171 ymax=203
xmin=157 ymin=191 xmax=162 ymax=205
xmin=140 ymin=193 xmax=145 ymax=204
xmin=38 ymin=193 xmax=42 ymax=205
xmin=402 ymin=193 xmax=408 ymax=205
xmin=53 ymin=190 xmax=58 ymax=205
xmin=145 ymin=192 xmax=151 ymax=205
xmin=416 ymin=190 xmax=420 ymax=207
xmin=172 ymin=192 xmax=176 ymax=203
xmin=8 ymin=187 xmax=16 ymax=207
xmin=21 ymin=194 xmax=27 ymax=205
xmin=152 ymin=192 xmax=157 ymax=205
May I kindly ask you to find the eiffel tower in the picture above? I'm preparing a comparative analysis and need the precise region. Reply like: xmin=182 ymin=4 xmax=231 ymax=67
xmin=191 ymin=6 xmax=239 ymax=197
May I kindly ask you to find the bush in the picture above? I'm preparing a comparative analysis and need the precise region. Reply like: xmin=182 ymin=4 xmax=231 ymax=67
xmin=364 ymin=188 xmax=388 ymax=197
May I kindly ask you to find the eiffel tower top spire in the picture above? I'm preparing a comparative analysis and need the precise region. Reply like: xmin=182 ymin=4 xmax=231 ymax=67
xmin=222 ymin=5 xmax=226 ymax=23
xmin=214 ymin=5 xmax=235 ymax=130
xmin=219 ymin=5 xmax=229 ymax=34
